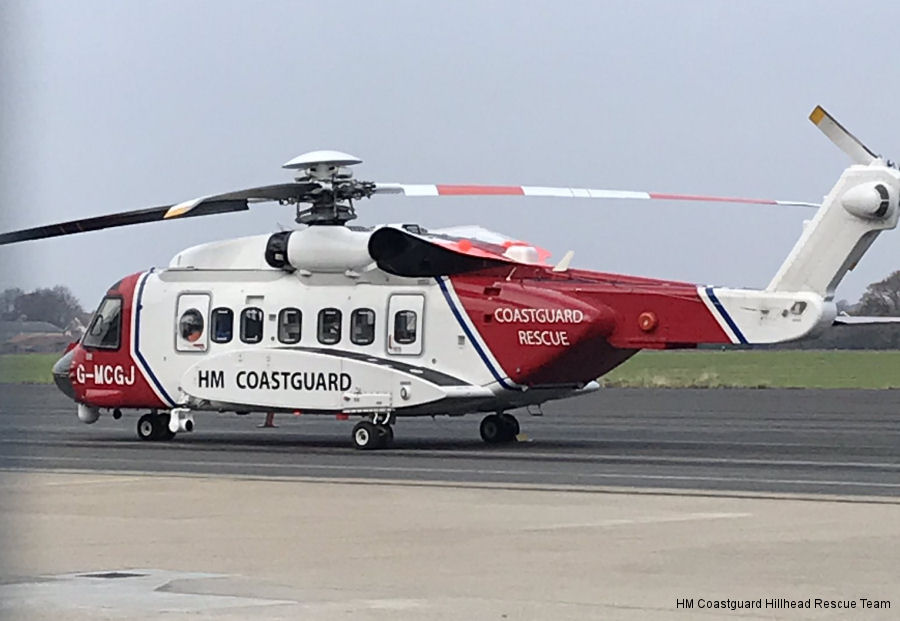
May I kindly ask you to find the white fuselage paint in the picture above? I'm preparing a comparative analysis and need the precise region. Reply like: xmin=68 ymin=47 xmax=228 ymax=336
xmin=132 ymin=249 xmax=593 ymax=417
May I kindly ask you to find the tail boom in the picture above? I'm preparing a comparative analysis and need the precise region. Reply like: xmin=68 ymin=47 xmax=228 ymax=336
xmin=697 ymin=286 xmax=835 ymax=345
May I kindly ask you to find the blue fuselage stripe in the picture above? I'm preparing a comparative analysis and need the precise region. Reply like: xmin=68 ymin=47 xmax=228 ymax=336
xmin=435 ymin=277 xmax=515 ymax=390
xmin=705 ymin=287 xmax=748 ymax=345
xmin=134 ymin=270 xmax=175 ymax=406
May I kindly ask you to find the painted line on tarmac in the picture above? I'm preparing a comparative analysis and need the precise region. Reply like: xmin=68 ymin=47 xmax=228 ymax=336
xmin=5 ymin=454 xmax=900 ymax=490
xmin=3 ymin=436 xmax=896 ymax=471
xmin=523 ymin=512 xmax=752 ymax=531
xmin=379 ymin=448 xmax=900 ymax=470
xmin=3 ymin=467 xmax=899 ymax=505
xmin=0 ymin=473 xmax=146 ymax=489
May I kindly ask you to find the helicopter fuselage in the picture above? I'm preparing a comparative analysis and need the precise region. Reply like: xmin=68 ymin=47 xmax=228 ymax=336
xmin=54 ymin=226 xmax=833 ymax=428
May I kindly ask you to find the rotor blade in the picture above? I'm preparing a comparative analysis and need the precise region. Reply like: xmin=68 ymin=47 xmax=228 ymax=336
xmin=0 ymin=200 xmax=247 ymax=246
xmin=164 ymin=182 xmax=319 ymax=218
xmin=809 ymin=105 xmax=878 ymax=165
xmin=0 ymin=181 xmax=323 ymax=246
xmin=374 ymin=183 xmax=819 ymax=208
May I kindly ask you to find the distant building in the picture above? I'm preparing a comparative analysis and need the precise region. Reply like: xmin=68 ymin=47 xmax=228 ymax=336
xmin=0 ymin=320 xmax=71 ymax=354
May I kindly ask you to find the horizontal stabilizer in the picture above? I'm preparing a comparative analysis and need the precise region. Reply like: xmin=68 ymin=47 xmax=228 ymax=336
xmin=833 ymin=315 xmax=900 ymax=326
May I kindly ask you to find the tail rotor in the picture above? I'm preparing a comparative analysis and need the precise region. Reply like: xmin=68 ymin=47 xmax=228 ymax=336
xmin=809 ymin=105 xmax=882 ymax=166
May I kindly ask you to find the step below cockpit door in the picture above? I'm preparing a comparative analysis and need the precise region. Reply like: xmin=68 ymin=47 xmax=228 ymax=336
xmin=386 ymin=294 xmax=425 ymax=356
xmin=175 ymin=293 xmax=211 ymax=353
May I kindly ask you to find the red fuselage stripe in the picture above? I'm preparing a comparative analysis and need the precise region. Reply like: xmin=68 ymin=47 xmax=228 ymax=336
xmin=436 ymin=185 xmax=526 ymax=196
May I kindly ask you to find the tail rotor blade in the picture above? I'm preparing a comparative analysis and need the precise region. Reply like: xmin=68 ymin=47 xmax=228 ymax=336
xmin=809 ymin=105 xmax=878 ymax=165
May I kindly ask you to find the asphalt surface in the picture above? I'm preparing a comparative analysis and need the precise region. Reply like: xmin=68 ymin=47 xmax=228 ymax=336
xmin=1 ymin=384 xmax=898 ymax=497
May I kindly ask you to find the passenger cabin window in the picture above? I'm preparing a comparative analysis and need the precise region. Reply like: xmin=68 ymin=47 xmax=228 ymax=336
xmin=394 ymin=310 xmax=417 ymax=344
xmin=317 ymin=308 xmax=342 ymax=344
xmin=82 ymin=297 xmax=122 ymax=350
xmin=210 ymin=308 xmax=233 ymax=343
xmin=350 ymin=308 xmax=375 ymax=345
xmin=278 ymin=308 xmax=302 ymax=344
xmin=240 ymin=307 xmax=264 ymax=344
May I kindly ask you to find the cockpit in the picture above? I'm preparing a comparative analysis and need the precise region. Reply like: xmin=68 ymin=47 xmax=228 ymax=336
xmin=82 ymin=296 xmax=123 ymax=350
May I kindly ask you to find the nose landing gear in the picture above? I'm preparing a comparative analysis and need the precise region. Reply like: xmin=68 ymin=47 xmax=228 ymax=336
xmin=136 ymin=413 xmax=176 ymax=441
xmin=480 ymin=413 xmax=519 ymax=444
xmin=136 ymin=409 xmax=194 ymax=441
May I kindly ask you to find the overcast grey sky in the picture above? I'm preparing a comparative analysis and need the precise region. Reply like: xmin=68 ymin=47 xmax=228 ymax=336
xmin=1 ymin=1 xmax=898 ymax=308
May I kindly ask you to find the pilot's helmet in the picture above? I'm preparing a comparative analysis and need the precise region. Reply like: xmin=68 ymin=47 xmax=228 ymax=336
xmin=180 ymin=309 xmax=204 ymax=342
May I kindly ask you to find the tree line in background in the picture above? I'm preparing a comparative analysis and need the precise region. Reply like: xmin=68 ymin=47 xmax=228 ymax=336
xmin=786 ymin=270 xmax=900 ymax=350
xmin=1 ymin=270 xmax=899 ymax=348
xmin=843 ymin=270 xmax=900 ymax=316
xmin=1 ymin=286 xmax=86 ymax=328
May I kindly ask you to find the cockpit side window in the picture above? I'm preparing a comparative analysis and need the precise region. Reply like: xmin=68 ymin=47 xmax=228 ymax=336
xmin=82 ymin=297 xmax=123 ymax=350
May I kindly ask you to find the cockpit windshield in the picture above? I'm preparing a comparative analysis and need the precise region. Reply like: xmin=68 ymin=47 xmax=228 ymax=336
xmin=81 ymin=297 xmax=123 ymax=350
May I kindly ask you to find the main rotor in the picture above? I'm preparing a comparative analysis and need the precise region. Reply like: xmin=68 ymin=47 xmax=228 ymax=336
xmin=280 ymin=150 xmax=375 ymax=225
xmin=6 ymin=104 xmax=855 ymax=247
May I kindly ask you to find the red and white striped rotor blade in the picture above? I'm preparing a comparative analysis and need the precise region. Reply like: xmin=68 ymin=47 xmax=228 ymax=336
xmin=374 ymin=183 xmax=819 ymax=208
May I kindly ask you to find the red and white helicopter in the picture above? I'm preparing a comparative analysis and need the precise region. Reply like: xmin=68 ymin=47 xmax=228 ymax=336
xmin=2 ymin=106 xmax=897 ymax=449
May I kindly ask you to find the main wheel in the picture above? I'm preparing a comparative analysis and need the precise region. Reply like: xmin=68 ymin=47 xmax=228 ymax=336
xmin=500 ymin=413 xmax=520 ymax=438
xmin=352 ymin=421 xmax=382 ymax=450
xmin=480 ymin=414 xmax=506 ymax=444
xmin=376 ymin=424 xmax=394 ymax=447
xmin=157 ymin=416 xmax=176 ymax=441
xmin=137 ymin=414 xmax=160 ymax=441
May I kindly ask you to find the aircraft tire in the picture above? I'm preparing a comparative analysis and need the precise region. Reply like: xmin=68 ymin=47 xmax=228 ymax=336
xmin=500 ymin=413 xmax=520 ymax=438
xmin=480 ymin=414 xmax=505 ymax=444
xmin=156 ymin=414 xmax=177 ymax=440
xmin=137 ymin=414 xmax=158 ymax=441
xmin=352 ymin=421 xmax=381 ymax=450
xmin=376 ymin=424 xmax=394 ymax=447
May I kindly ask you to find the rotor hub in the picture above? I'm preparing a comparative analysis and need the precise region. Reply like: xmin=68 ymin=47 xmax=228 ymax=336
xmin=282 ymin=151 xmax=371 ymax=225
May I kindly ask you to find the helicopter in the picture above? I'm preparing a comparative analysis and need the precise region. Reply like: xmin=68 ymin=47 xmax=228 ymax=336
xmin=1 ymin=106 xmax=897 ymax=449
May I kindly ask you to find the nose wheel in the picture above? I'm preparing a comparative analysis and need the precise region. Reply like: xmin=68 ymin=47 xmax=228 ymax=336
xmin=352 ymin=420 xmax=393 ymax=450
xmin=480 ymin=413 xmax=519 ymax=444
xmin=137 ymin=413 xmax=176 ymax=441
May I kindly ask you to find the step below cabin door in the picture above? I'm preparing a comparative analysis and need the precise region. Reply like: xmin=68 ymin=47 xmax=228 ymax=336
xmin=386 ymin=294 xmax=424 ymax=356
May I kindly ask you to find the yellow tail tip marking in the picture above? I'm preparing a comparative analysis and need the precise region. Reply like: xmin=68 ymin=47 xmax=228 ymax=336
xmin=809 ymin=106 xmax=826 ymax=125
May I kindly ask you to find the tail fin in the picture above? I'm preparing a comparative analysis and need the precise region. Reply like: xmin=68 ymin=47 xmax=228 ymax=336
xmin=767 ymin=107 xmax=900 ymax=298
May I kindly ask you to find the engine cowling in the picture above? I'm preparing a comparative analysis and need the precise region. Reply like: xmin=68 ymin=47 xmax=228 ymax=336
xmin=266 ymin=227 xmax=372 ymax=273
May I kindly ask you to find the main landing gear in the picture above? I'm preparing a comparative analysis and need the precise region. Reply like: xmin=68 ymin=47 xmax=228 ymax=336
xmin=352 ymin=413 xmax=394 ymax=450
xmin=480 ymin=413 xmax=519 ymax=444
xmin=136 ymin=409 xmax=194 ymax=442
xmin=137 ymin=413 xmax=176 ymax=441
